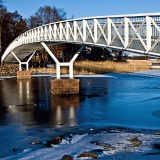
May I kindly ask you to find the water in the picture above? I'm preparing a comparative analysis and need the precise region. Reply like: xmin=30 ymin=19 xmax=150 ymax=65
xmin=0 ymin=73 xmax=160 ymax=159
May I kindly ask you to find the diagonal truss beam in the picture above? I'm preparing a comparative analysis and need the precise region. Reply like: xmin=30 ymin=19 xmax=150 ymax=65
xmin=3 ymin=13 xmax=160 ymax=63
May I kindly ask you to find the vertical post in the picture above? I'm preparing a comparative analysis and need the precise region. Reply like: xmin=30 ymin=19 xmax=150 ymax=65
xmin=19 ymin=62 xmax=22 ymax=71
xmin=66 ymin=22 xmax=69 ymax=41
xmin=36 ymin=28 xmax=38 ymax=42
xmin=45 ymin=25 xmax=48 ymax=40
xmin=69 ymin=63 xmax=73 ymax=78
xmin=146 ymin=16 xmax=152 ymax=52
xmin=107 ymin=18 xmax=112 ymax=45
xmin=74 ymin=21 xmax=77 ymax=41
xmin=26 ymin=63 xmax=29 ymax=71
xmin=54 ymin=24 xmax=57 ymax=40
xmin=94 ymin=19 xmax=98 ymax=43
xmin=83 ymin=20 xmax=86 ymax=42
xmin=124 ymin=17 xmax=129 ymax=48
xmin=59 ymin=23 xmax=62 ymax=41
xmin=49 ymin=24 xmax=52 ymax=40
xmin=56 ymin=63 xmax=60 ymax=79
xmin=33 ymin=28 xmax=36 ymax=41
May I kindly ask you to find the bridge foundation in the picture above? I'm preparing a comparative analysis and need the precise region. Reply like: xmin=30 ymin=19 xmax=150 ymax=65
xmin=10 ymin=51 xmax=36 ymax=79
xmin=17 ymin=70 xmax=32 ymax=79
xmin=50 ymin=78 xmax=80 ymax=95
xmin=41 ymin=43 xmax=85 ymax=95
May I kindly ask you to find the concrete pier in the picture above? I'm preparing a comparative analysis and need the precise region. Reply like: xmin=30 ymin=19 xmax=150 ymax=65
xmin=50 ymin=79 xmax=80 ymax=95
xmin=17 ymin=70 xmax=32 ymax=79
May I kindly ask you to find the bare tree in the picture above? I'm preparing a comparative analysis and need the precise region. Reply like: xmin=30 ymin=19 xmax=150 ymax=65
xmin=27 ymin=5 xmax=67 ymax=29
xmin=0 ymin=2 xmax=6 ymax=56
xmin=0 ymin=4 xmax=27 ymax=54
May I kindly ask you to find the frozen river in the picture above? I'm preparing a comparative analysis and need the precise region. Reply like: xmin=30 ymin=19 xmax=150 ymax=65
xmin=0 ymin=72 xmax=160 ymax=159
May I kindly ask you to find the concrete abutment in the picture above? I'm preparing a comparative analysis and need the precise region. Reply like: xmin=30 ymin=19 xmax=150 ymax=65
xmin=17 ymin=70 xmax=32 ymax=79
xmin=50 ymin=78 xmax=80 ymax=95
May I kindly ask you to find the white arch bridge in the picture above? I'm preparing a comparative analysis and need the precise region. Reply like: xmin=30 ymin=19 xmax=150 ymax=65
xmin=2 ymin=13 xmax=160 ymax=78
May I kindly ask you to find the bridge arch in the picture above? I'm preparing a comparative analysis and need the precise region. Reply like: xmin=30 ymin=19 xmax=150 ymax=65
xmin=2 ymin=13 xmax=160 ymax=77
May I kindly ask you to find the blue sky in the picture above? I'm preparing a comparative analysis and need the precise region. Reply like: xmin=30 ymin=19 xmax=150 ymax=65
xmin=4 ymin=0 xmax=160 ymax=19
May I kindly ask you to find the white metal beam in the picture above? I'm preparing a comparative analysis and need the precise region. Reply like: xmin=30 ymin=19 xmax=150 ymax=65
xmin=70 ymin=44 xmax=86 ymax=63
xmin=124 ymin=17 xmax=129 ymax=48
xmin=3 ymin=13 xmax=160 ymax=63
xmin=110 ymin=19 xmax=125 ymax=47
xmin=27 ymin=52 xmax=36 ymax=63
xmin=107 ymin=18 xmax=112 ymax=45
xmin=146 ymin=16 xmax=152 ymax=52
xmin=41 ymin=42 xmax=60 ymax=79
xmin=74 ymin=21 xmax=77 ymax=41
xmin=97 ymin=20 xmax=108 ymax=44
xmin=11 ymin=51 xmax=22 ymax=71
xmin=69 ymin=44 xmax=86 ymax=78
xmin=94 ymin=19 xmax=98 ymax=43
xmin=128 ymin=18 xmax=147 ymax=51
xmin=83 ymin=20 xmax=87 ymax=42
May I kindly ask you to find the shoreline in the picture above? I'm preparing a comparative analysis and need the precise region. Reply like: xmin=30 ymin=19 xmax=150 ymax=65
xmin=1 ymin=69 xmax=160 ymax=79
xmin=0 ymin=60 xmax=151 ymax=76
xmin=0 ymin=74 xmax=115 ymax=80
xmin=2 ymin=125 xmax=160 ymax=160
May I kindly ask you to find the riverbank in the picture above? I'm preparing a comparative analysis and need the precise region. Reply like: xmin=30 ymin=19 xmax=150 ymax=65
xmin=30 ymin=60 xmax=152 ymax=75
xmin=0 ymin=60 xmax=151 ymax=76
xmin=74 ymin=60 xmax=151 ymax=74
xmin=2 ymin=126 xmax=160 ymax=160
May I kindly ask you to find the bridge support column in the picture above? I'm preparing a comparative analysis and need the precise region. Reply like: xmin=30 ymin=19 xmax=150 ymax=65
xmin=41 ymin=42 xmax=60 ymax=79
xmin=50 ymin=78 xmax=80 ymax=95
xmin=41 ymin=42 xmax=86 ymax=95
xmin=41 ymin=42 xmax=85 ymax=79
xmin=17 ymin=70 xmax=32 ymax=79
xmin=11 ymin=51 xmax=35 ymax=79
xmin=69 ymin=44 xmax=86 ymax=78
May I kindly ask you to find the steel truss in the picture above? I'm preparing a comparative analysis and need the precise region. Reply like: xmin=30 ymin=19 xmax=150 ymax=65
xmin=2 ymin=13 xmax=160 ymax=77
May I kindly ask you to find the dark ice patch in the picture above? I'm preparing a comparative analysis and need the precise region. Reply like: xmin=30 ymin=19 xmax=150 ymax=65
xmin=152 ymin=110 xmax=160 ymax=118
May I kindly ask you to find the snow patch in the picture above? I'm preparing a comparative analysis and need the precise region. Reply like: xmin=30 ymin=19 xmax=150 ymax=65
xmin=3 ymin=131 xmax=160 ymax=160
xmin=71 ymin=134 xmax=88 ymax=144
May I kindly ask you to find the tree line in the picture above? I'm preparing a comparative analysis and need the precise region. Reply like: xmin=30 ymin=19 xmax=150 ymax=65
xmin=0 ymin=1 xmax=67 ymax=56
xmin=0 ymin=1 xmax=128 ymax=63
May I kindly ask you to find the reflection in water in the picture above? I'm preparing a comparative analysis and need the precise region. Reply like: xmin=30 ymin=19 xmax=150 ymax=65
xmin=26 ymin=80 xmax=30 ymax=100
xmin=32 ymin=78 xmax=80 ymax=126
xmin=18 ymin=79 xmax=31 ymax=104
xmin=51 ymin=95 xmax=79 ymax=127
xmin=0 ymin=78 xmax=79 ymax=127
xmin=19 ymin=80 xmax=22 ymax=99
xmin=33 ymin=94 xmax=79 ymax=127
